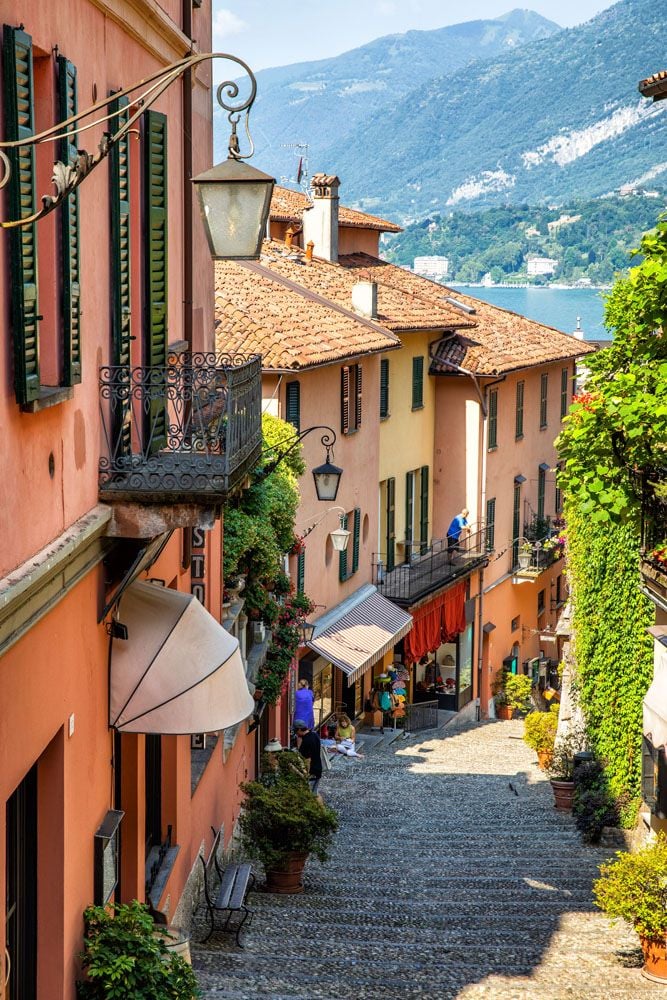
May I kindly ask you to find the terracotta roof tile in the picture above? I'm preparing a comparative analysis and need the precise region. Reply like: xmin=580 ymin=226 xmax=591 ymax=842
xmin=639 ymin=69 xmax=667 ymax=101
xmin=214 ymin=258 xmax=400 ymax=371
xmin=270 ymin=185 xmax=403 ymax=233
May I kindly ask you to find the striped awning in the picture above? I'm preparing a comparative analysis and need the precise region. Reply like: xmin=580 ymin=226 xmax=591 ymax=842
xmin=307 ymin=590 xmax=413 ymax=685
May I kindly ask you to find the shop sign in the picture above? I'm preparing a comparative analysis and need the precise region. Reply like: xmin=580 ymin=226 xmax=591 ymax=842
xmin=191 ymin=526 xmax=206 ymax=605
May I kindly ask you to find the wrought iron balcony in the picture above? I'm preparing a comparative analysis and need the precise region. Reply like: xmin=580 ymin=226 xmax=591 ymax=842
xmin=511 ymin=534 xmax=564 ymax=581
xmin=99 ymin=353 xmax=262 ymax=503
xmin=372 ymin=527 xmax=488 ymax=608
xmin=640 ymin=470 xmax=667 ymax=603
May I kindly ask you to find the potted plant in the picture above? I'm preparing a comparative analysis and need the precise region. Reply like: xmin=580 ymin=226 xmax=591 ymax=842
xmin=494 ymin=688 xmax=513 ymax=721
xmin=77 ymin=900 xmax=199 ymax=998
xmin=593 ymin=833 xmax=667 ymax=982
xmin=239 ymin=752 xmax=338 ymax=894
xmin=548 ymin=725 xmax=587 ymax=811
xmin=523 ymin=705 xmax=558 ymax=768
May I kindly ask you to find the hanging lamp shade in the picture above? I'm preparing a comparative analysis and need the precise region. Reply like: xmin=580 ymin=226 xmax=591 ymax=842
xmin=192 ymin=157 xmax=275 ymax=260
xmin=330 ymin=525 xmax=351 ymax=552
xmin=312 ymin=459 xmax=343 ymax=502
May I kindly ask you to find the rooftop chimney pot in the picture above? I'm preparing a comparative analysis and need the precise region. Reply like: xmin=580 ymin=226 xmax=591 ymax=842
xmin=303 ymin=173 xmax=340 ymax=263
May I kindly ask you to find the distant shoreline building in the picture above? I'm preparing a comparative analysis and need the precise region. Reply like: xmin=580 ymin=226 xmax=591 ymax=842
xmin=527 ymin=256 xmax=558 ymax=277
xmin=414 ymin=255 xmax=449 ymax=279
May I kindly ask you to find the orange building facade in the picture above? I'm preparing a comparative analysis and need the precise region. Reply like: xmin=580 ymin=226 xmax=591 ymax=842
xmin=0 ymin=2 xmax=264 ymax=997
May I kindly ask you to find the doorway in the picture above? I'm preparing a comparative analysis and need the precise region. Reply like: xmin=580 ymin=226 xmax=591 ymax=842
xmin=5 ymin=764 xmax=38 ymax=1000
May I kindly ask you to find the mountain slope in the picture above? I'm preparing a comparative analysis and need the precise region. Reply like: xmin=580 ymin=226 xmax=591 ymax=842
xmin=237 ymin=0 xmax=667 ymax=221
xmin=219 ymin=9 xmax=560 ymax=174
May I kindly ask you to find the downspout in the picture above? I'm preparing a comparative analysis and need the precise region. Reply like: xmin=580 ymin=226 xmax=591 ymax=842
xmin=183 ymin=0 xmax=194 ymax=348
xmin=429 ymin=334 xmax=505 ymax=718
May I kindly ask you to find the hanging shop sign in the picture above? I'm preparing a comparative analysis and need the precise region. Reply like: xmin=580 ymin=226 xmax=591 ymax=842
xmin=191 ymin=526 xmax=206 ymax=605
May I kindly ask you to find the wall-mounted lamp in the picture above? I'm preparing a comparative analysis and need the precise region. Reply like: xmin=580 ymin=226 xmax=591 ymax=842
xmin=261 ymin=426 xmax=342 ymax=501
xmin=299 ymin=620 xmax=316 ymax=644
xmin=330 ymin=515 xmax=351 ymax=552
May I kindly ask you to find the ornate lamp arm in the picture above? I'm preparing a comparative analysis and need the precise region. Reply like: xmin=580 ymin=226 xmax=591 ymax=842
xmin=259 ymin=426 xmax=337 ymax=480
xmin=0 ymin=51 xmax=257 ymax=229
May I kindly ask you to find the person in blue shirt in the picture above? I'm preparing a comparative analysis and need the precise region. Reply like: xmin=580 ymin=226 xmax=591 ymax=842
xmin=447 ymin=507 xmax=469 ymax=553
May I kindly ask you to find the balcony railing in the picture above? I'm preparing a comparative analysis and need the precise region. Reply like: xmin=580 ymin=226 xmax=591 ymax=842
xmin=372 ymin=527 xmax=488 ymax=607
xmin=511 ymin=534 xmax=564 ymax=580
xmin=99 ymin=352 xmax=262 ymax=503
xmin=640 ymin=470 xmax=667 ymax=600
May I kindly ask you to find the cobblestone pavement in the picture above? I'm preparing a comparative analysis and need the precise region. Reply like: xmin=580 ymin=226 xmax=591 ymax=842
xmin=191 ymin=717 xmax=662 ymax=999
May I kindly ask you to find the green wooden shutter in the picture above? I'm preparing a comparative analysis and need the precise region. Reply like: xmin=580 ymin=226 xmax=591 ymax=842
xmin=540 ymin=373 xmax=548 ymax=428
xmin=488 ymin=389 xmax=498 ymax=448
xmin=538 ymin=465 xmax=546 ymax=520
xmin=3 ymin=25 xmax=40 ymax=404
xmin=486 ymin=497 xmax=496 ymax=551
xmin=560 ymin=367 xmax=569 ymax=419
xmin=419 ymin=465 xmax=429 ymax=555
xmin=515 ymin=380 xmax=524 ymax=439
xmin=338 ymin=513 xmax=348 ymax=582
xmin=412 ymin=356 xmax=424 ymax=409
xmin=379 ymin=358 xmax=389 ymax=418
xmin=355 ymin=364 xmax=362 ymax=428
xmin=143 ymin=110 xmax=168 ymax=450
xmin=341 ymin=366 xmax=350 ymax=433
xmin=285 ymin=380 xmax=300 ymax=431
xmin=297 ymin=550 xmax=305 ymax=594
xmin=512 ymin=483 xmax=521 ymax=566
xmin=352 ymin=507 xmax=361 ymax=574
xmin=109 ymin=93 xmax=132 ymax=455
xmin=58 ymin=56 xmax=81 ymax=385
xmin=405 ymin=471 xmax=414 ymax=560
xmin=386 ymin=477 xmax=395 ymax=573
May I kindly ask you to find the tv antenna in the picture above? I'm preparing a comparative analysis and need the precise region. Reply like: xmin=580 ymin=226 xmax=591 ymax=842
xmin=280 ymin=142 xmax=311 ymax=199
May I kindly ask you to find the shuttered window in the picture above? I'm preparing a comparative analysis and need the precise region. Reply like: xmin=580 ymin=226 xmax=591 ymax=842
xmin=109 ymin=93 xmax=132 ymax=455
xmin=512 ymin=483 xmax=521 ymax=567
xmin=352 ymin=507 xmax=361 ymax=574
xmin=486 ymin=497 xmax=496 ymax=551
xmin=515 ymin=380 xmax=524 ymax=439
xmin=341 ymin=363 xmax=362 ymax=433
xmin=560 ymin=367 xmax=569 ymax=419
xmin=143 ymin=110 xmax=168 ymax=450
xmin=338 ymin=513 xmax=349 ymax=582
xmin=297 ymin=550 xmax=305 ymax=594
xmin=419 ymin=465 xmax=429 ymax=555
xmin=380 ymin=358 xmax=389 ymax=418
xmin=540 ymin=372 xmax=548 ymax=428
xmin=4 ymin=25 xmax=40 ymax=404
xmin=57 ymin=56 xmax=81 ymax=385
xmin=405 ymin=471 xmax=415 ymax=558
xmin=285 ymin=380 xmax=300 ymax=431
xmin=386 ymin=477 xmax=396 ymax=572
xmin=538 ymin=465 xmax=546 ymax=520
xmin=488 ymin=389 xmax=498 ymax=448
xmin=412 ymin=356 xmax=424 ymax=409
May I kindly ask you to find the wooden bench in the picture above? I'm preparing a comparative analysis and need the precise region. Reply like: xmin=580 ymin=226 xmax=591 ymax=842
xmin=199 ymin=854 xmax=255 ymax=947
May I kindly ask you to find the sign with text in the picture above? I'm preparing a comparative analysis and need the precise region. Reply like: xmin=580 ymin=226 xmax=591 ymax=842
xmin=191 ymin=526 xmax=206 ymax=605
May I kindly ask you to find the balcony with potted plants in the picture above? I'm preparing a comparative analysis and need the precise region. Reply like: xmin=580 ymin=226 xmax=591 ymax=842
xmin=511 ymin=518 xmax=566 ymax=583
xmin=639 ymin=473 xmax=667 ymax=607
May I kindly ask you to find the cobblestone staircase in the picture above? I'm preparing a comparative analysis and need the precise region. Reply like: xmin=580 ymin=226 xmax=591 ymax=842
xmin=192 ymin=718 xmax=661 ymax=999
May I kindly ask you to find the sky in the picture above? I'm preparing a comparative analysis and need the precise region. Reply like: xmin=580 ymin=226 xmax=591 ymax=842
xmin=212 ymin=0 xmax=615 ymax=73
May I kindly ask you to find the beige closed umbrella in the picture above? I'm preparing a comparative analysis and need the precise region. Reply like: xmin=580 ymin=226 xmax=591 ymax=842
xmin=109 ymin=581 xmax=254 ymax=734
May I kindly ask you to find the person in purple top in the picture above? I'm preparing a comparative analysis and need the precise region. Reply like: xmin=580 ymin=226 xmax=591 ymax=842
xmin=294 ymin=679 xmax=315 ymax=730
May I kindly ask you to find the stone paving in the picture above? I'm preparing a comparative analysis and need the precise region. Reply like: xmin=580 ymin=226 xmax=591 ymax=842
xmin=191 ymin=716 xmax=663 ymax=999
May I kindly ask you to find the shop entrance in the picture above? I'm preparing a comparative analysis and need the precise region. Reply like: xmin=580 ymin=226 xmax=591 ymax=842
xmin=5 ymin=764 xmax=38 ymax=1000
xmin=413 ymin=621 xmax=474 ymax=712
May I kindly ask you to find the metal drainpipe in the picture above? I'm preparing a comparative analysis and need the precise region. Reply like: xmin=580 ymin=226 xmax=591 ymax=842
xmin=182 ymin=0 xmax=194 ymax=349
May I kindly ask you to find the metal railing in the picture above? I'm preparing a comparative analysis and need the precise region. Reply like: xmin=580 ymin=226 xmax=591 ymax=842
xmin=98 ymin=352 xmax=262 ymax=502
xmin=404 ymin=700 xmax=439 ymax=732
xmin=373 ymin=526 xmax=489 ymax=607
xmin=640 ymin=469 xmax=667 ymax=555
xmin=511 ymin=533 xmax=564 ymax=576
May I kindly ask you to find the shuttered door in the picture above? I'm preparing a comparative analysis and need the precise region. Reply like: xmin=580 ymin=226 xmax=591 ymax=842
xmin=405 ymin=471 xmax=414 ymax=561
xmin=352 ymin=507 xmax=361 ymax=574
xmin=109 ymin=93 xmax=132 ymax=454
xmin=339 ymin=513 xmax=349 ymax=582
xmin=57 ymin=56 xmax=81 ymax=385
xmin=3 ymin=26 xmax=40 ymax=404
xmin=341 ymin=366 xmax=350 ymax=433
xmin=419 ymin=465 xmax=429 ymax=554
xmin=386 ymin=477 xmax=396 ymax=573
xmin=143 ymin=110 xmax=168 ymax=451
xmin=379 ymin=358 xmax=389 ymax=418
xmin=486 ymin=497 xmax=496 ymax=551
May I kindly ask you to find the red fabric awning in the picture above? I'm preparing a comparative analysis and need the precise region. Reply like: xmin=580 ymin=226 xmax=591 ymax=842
xmin=403 ymin=581 xmax=467 ymax=664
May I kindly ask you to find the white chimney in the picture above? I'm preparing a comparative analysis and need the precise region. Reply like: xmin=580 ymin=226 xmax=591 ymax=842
xmin=303 ymin=173 xmax=339 ymax=262
xmin=351 ymin=280 xmax=378 ymax=319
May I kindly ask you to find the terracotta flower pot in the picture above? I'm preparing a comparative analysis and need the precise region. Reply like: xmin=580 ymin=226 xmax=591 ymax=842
xmin=264 ymin=852 xmax=308 ymax=894
xmin=640 ymin=936 xmax=667 ymax=983
xmin=537 ymin=750 xmax=554 ymax=770
xmin=497 ymin=705 xmax=513 ymax=721
xmin=550 ymin=778 xmax=575 ymax=811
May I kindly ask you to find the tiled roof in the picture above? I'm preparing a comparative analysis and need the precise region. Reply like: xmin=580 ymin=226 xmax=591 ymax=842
xmin=214 ymin=257 xmax=400 ymax=371
xmin=270 ymin=184 xmax=403 ymax=233
xmin=639 ymin=70 xmax=667 ymax=101
xmin=253 ymin=242 xmax=475 ymax=333
xmin=333 ymin=254 xmax=592 ymax=373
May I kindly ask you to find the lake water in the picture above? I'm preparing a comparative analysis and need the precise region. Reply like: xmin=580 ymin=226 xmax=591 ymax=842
xmin=453 ymin=286 xmax=609 ymax=342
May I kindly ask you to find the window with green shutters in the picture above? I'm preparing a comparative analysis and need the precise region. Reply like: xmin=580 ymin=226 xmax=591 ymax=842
xmin=419 ymin=465 xmax=429 ymax=555
xmin=540 ymin=372 xmax=548 ymax=428
xmin=297 ymin=550 xmax=305 ymax=594
xmin=143 ymin=110 xmax=168 ymax=451
xmin=405 ymin=471 xmax=415 ymax=560
xmin=386 ymin=477 xmax=396 ymax=572
xmin=352 ymin=507 xmax=360 ymax=574
xmin=57 ymin=55 xmax=81 ymax=386
xmin=4 ymin=25 xmax=40 ymax=404
xmin=515 ymin=380 xmax=524 ymax=439
xmin=537 ymin=465 xmax=547 ymax=520
xmin=560 ymin=367 xmax=569 ymax=419
xmin=488 ymin=388 xmax=498 ymax=448
xmin=285 ymin=380 xmax=300 ymax=431
xmin=486 ymin=497 xmax=496 ymax=551
xmin=380 ymin=358 xmax=389 ymax=419
xmin=341 ymin=363 xmax=362 ymax=433
xmin=412 ymin=356 xmax=424 ymax=409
